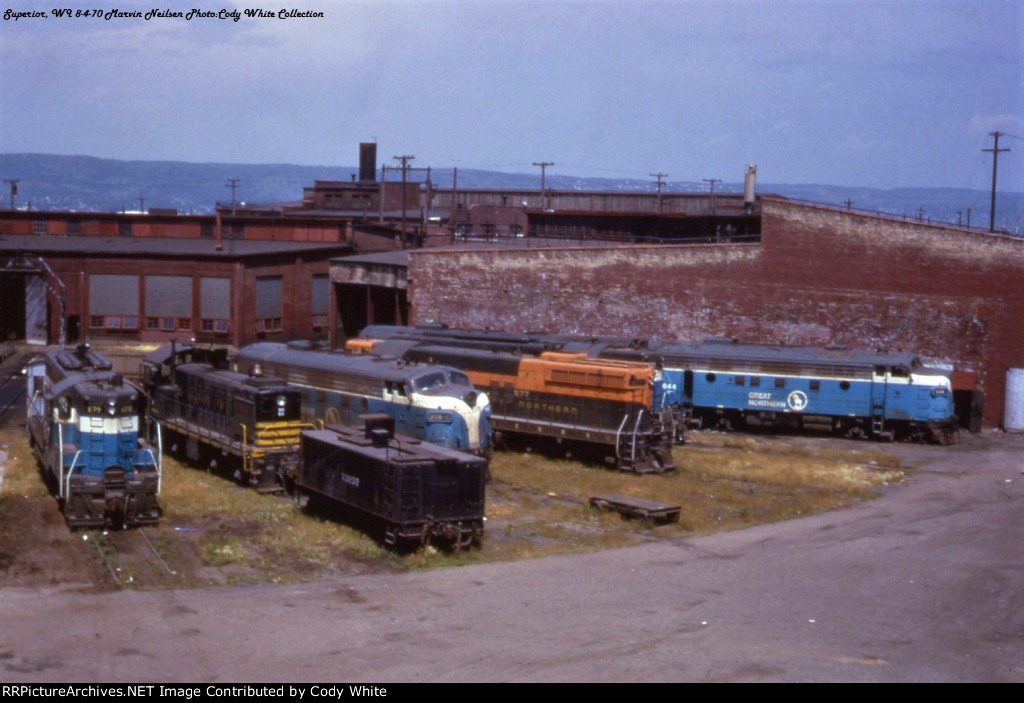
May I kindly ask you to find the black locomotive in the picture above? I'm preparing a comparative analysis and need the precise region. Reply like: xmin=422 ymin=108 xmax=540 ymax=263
xmin=141 ymin=343 xmax=305 ymax=492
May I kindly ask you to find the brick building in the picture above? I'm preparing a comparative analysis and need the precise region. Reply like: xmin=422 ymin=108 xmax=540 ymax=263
xmin=0 ymin=235 xmax=352 ymax=348
xmin=402 ymin=197 xmax=1024 ymax=429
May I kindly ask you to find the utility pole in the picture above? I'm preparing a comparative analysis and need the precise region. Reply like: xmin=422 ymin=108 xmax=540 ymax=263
xmin=138 ymin=197 xmax=145 ymax=214
xmin=225 ymin=178 xmax=240 ymax=215
xmin=393 ymin=155 xmax=415 ymax=249
xmin=533 ymin=161 xmax=553 ymax=209
xmin=983 ymin=131 xmax=1010 ymax=232
xmin=3 ymin=179 xmax=19 ymax=210
xmin=650 ymin=172 xmax=667 ymax=214
xmin=845 ymin=198 xmax=855 ymax=210
xmin=966 ymin=207 xmax=973 ymax=229
xmin=703 ymin=178 xmax=721 ymax=214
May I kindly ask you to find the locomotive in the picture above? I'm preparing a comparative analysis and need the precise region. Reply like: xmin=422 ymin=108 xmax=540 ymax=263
xmin=233 ymin=341 xmax=492 ymax=456
xmin=25 ymin=344 xmax=161 ymax=528
xmin=141 ymin=343 xmax=306 ymax=492
xmin=300 ymin=415 xmax=486 ymax=550
xmin=352 ymin=336 xmax=677 ymax=473
xmin=603 ymin=337 xmax=959 ymax=444
xmin=358 ymin=324 xmax=958 ymax=444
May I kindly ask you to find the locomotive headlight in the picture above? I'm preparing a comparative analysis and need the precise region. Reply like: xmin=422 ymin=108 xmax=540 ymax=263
xmin=428 ymin=411 xmax=452 ymax=423
xmin=107 ymin=400 xmax=116 ymax=416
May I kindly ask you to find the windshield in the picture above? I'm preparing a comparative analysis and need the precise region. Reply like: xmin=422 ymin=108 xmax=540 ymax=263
xmin=448 ymin=370 xmax=471 ymax=387
xmin=412 ymin=371 xmax=448 ymax=393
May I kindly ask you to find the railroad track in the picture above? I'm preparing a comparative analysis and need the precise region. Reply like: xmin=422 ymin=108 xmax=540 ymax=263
xmin=85 ymin=527 xmax=180 ymax=589
xmin=0 ymin=350 xmax=29 ymax=426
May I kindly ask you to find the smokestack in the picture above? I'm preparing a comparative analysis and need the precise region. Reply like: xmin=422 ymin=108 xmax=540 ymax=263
xmin=359 ymin=142 xmax=377 ymax=183
xmin=743 ymin=165 xmax=757 ymax=206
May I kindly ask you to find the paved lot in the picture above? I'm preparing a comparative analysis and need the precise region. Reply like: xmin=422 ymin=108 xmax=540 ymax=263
xmin=1 ymin=432 xmax=1021 ymax=682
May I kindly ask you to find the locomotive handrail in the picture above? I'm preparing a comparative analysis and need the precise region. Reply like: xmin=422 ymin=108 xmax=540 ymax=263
xmin=57 ymin=422 xmax=66 ymax=499
xmin=152 ymin=417 xmax=163 ymax=495
xmin=136 ymin=447 xmax=162 ymax=496
xmin=630 ymin=409 xmax=645 ymax=465
xmin=615 ymin=413 xmax=629 ymax=464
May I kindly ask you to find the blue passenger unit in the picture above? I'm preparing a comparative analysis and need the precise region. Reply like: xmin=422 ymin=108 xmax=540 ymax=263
xmin=234 ymin=341 xmax=492 ymax=456
xmin=643 ymin=338 xmax=957 ymax=443
xmin=25 ymin=344 xmax=162 ymax=528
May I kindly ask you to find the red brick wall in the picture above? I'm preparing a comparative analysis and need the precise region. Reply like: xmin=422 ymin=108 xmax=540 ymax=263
xmin=409 ymin=198 xmax=1024 ymax=427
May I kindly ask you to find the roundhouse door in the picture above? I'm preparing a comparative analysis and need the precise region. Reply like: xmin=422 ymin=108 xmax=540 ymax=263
xmin=25 ymin=274 xmax=48 ymax=345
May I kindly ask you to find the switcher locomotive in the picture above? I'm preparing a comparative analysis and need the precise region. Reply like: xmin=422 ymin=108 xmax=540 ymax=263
xmin=141 ymin=343 xmax=305 ymax=492
xmin=25 ymin=344 xmax=161 ymax=528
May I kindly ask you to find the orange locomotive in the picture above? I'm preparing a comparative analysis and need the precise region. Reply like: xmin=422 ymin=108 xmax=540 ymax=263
xmin=349 ymin=339 xmax=675 ymax=473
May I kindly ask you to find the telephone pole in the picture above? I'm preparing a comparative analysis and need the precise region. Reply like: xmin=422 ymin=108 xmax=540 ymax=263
xmin=650 ymin=173 xmax=668 ymax=213
xmin=225 ymin=178 xmax=240 ymax=216
xmin=3 ymin=179 xmax=19 ymax=210
xmin=393 ymin=155 xmax=415 ymax=249
xmin=983 ymin=131 xmax=1010 ymax=232
xmin=703 ymin=178 xmax=721 ymax=214
xmin=533 ymin=161 xmax=553 ymax=209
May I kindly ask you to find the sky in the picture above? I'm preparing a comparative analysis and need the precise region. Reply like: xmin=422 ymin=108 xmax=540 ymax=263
xmin=1 ymin=0 xmax=1022 ymax=190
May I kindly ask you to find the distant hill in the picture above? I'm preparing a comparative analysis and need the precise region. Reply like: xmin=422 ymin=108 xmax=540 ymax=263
xmin=1 ymin=153 xmax=1021 ymax=233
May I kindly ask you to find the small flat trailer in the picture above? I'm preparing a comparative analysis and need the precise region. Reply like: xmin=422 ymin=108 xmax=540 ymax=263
xmin=589 ymin=493 xmax=681 ymax=526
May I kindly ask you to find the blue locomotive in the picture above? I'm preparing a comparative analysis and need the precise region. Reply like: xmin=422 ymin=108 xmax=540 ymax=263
xmin=594 ymin=338 xmax=958 ymax=444
xmin=233 ymin=341 xmax=492 ymax=456
xmin=25 ymin=344 xmax=161 ymax=528
xmin=358 ymin=325 xmax=958 ymax=444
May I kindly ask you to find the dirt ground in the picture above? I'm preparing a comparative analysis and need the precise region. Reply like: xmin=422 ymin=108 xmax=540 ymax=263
xmin=0 ymin=343 xmax=973 ymax=596
xmin=0 ymin=424 xmax=940 ymax=595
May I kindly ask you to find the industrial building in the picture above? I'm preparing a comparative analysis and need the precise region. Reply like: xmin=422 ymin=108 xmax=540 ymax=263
xmin=2 ymin=146 xmax=1021 ymax=429
xmin=390 ymin=197 xmax=1023 ymax=430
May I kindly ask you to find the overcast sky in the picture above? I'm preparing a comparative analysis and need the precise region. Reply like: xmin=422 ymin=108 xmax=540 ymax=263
xmin=1 ymin=0 xmax=1021 ymax=190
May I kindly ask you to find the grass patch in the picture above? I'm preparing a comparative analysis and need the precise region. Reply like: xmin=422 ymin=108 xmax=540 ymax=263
xmin=0 ymin=426 xmax=50 ymax=499
xmin=0 ymin=416 xmax=908 ymax=587
xmin=487 ymin=431 xmax=905 ymax=541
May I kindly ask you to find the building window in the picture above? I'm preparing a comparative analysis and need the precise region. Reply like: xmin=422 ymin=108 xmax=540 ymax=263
xmin=119 ymin=221 xmax=132 ymax=237
xmin=201 ymin=319 xmax=230 ymax=335
xmin=32 ymin=220 xmax=48 ymax=235
xmin=66 ymin=220 xmax=81 ymax=236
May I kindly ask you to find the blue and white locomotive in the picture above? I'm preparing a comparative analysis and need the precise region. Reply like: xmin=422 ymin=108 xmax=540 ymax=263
xmin=624 ymin=338 xmax=958 ymax=444
xmin=25 ymin=344 xmax=161 ymax=528
xmin=234 ymin=341 xmax=492 ymax=455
